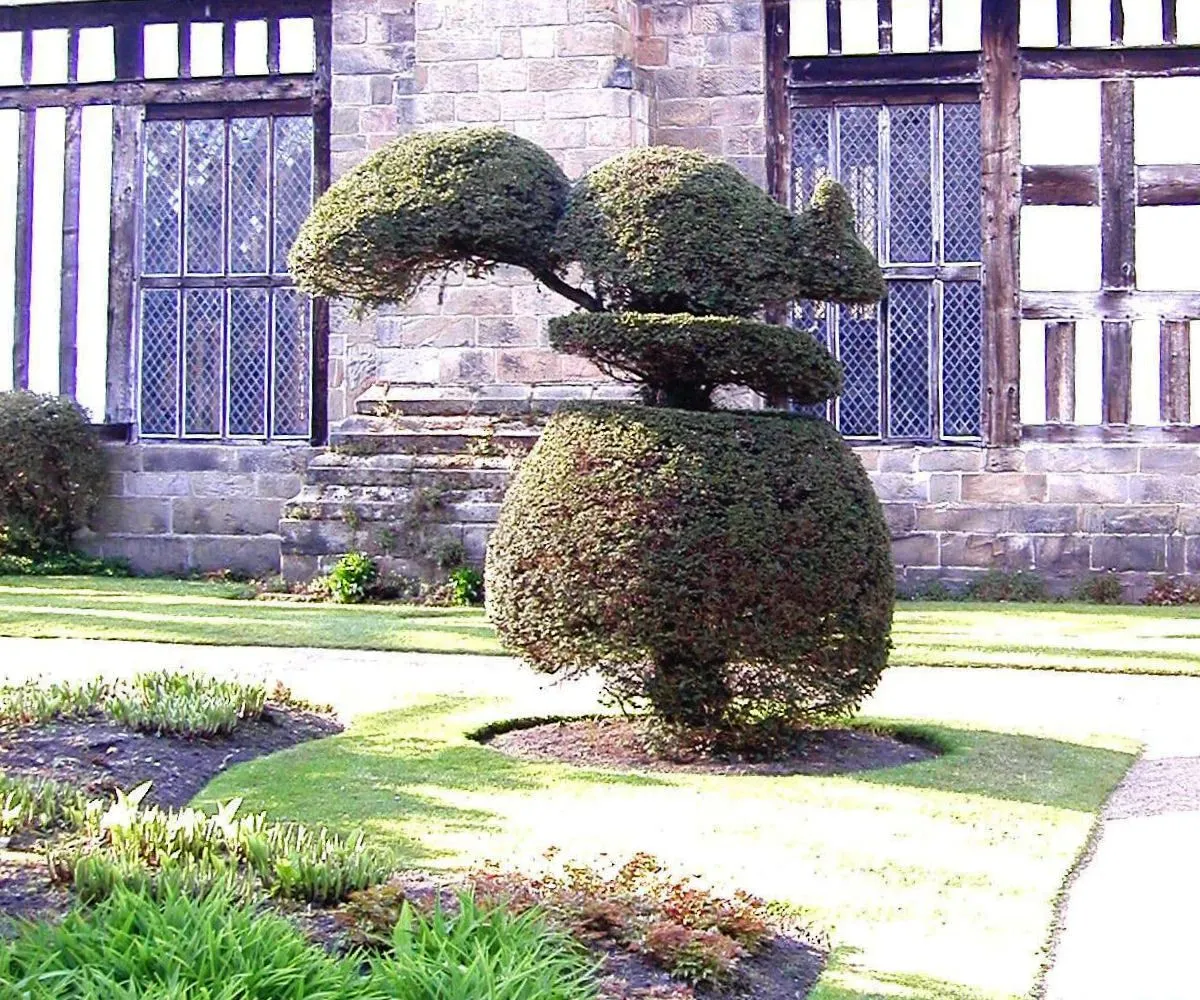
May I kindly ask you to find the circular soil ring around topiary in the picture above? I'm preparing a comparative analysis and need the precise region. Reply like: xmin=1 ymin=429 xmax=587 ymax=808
xmin=482 ymin=717 xmax=937 ymax=777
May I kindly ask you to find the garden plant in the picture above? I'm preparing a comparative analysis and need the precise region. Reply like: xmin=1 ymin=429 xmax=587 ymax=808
xmin=292 ymin=127 xmax=894 ymax=749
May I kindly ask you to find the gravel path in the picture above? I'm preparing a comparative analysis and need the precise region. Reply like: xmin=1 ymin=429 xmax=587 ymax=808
xmin=2 ymin=637 xmax=1200 ymax=998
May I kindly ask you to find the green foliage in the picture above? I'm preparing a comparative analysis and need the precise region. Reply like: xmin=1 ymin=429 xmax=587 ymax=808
xmin=1072 ymin=573 xmax=1125 ymax=605
xmin=555 ymin=146 xmax=882 ymax=317
xmin=0 ymin=772 xmax=101 ymax=838
xmin=0 ymin=391 xmax=108 ymax=560
xmin=0 ymin=550 xmax=131 ymax=577
xmin=106 ymin=670 xmax=266 ymax=738
xmin=0 ymin=886 xmax=374 ymax=998
xmin=549 ymin=311 xmax=842 ymax=410
xmin=0 ymin=671 xmax=267 ymax=738
xmin=290 ymin=127 xmax=571 ymax=307
xmin=446 ymin=567 xmax=485 ymax=607
xmin=485 ymin=406 xmax=894 ymax=742
xmin=327 ymin=552 xmax=379 ymax=605
xmin=368 ymin=894 xmax=599 ymax=1000
xmin=964 ymin=570 xmax=1048 ymax=603
xmin=53 ymin=782 xmax=395 ymax=907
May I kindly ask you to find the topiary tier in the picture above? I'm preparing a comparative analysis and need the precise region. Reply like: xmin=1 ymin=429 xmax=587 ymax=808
xmin=292 ymin=127 xmax=894 ymax=748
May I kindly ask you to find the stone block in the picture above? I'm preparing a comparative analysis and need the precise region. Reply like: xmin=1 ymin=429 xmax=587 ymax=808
xmin=877 ymin=449 xmax=918 ymax=473
xmin=916 ymin=448 xmax=985 ymax=472
xmin=890 ymin=533 xmax=939 ymax=568
xmin=378 ymin=348 xmax=442 ymax=384
xmin=1129 ymin=475 xmax=1200 ymax=504
xmin=187 ymin=473 xmax=260 ymax=499
xmin=915 ymin=506 xmax=1001 ymax=533
xmin=984 ymin=448 xmax=1026 ymax=472
xmin=379 ymin=315 xmax=475 ymax=348
xmin=478 ymin=318 xmax=540 ymax=347
xmin=141 ymin=445 xmax=231 ymax=473
xmin=555 ymin=23 xmax=620 ymax=56
xmin=1091 ymin=534 xmax=1167 ymax=573
xmin=463 ymin=525 xmax=493 ymax=564
xmin=499 ymin=92 xmax=546 ymax=120
xmin=528 ymin=57 xmax=604 ymax=90
xmin=191 ymin=536 xmax=282 ymax=577
xmin=1137 ymin=446 xmax=1200 ymax=475
xmin=521 ymin=26 xmax=557 ymax=58
xmin=869 ymin=473 xmax=929 ymax=503
xmin=928 ymin=473 xmax=962 ymax=502
xmin=940 ymin=533 xmax=1035 ymax=571
xmin=233 ymin=447 xmax=312 ymax=475
xmin=1032 ymin=535 xmax=1091 ymax=576
xmin=102 ymin=444 xmax=143 ymax=472
xmin=439 ymin=349 xmax=497 ymax=386
xmin=124 ymin=472 xmax=192 ymax=498
xmin=1188 ymin=536 xmax=1200 ymax=573
xmin=1005 ymin=504 xmax=1081 ymax=534
xmin=498 ymin=349 xmax=563 ymax=383
xmin=94 ymin=536 xmax=191 ymax=576
xmin=1024 ymin=445 xmax=1138 ymax=473
xmin=421 ymin=61 xmax=480 ymax=93
xmin=256 ymin=474 xmax=304 ymax=500
xmin=478 ymin=59 xmax=528 ymax=91
xmin=1047 ymin=473 xmax=1129 ymax=504
xmin=960 ymin=473 xmax=1046 ymax=503
xmin=656 ymin=99 xmax=711 ymax=127
xmin=1082 ymin=505 xmax=1180 ymax=535
xmin=881 ymin=503 xmax=917 ymax=534
xmin=91 ymin=498 xmax=172 ymax=535
xmin=440 ymin=285 xmax=514 ymax=316
xmin=172 ymin=499 xmax=284 ymax=536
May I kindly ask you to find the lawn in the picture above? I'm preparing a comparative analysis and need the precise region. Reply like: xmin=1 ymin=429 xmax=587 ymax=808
xmin=196 ymin=693 xmax=1137 ymax=1000
xmin=3 ymin=575 xmax=1200 ymax=675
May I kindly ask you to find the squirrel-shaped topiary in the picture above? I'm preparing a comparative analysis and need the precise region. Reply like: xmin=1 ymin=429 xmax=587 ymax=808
xmin=292 ymin=127 xmax=894 ymax=748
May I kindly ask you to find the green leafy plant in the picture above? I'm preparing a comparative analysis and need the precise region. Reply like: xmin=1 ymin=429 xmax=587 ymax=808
xmin=1144 ymin=576 xmax=1200 ymax=606
xmin=105 ymin=670 xmax=266 ymax=738
xmin=447 ymin=566 xmax=484 ymax=607
xmin=964 ymin=570 xmax=1048 ymax=603
xmin=0 ymin=550 xmax=131 ymax=577
xmin=0 ymin=391 xmax=109 ymax=561
xmin=326 ymin=552 xmax=379 ymax=604
xmin=0 ymin=676 xmax=112 ymax=725
xmin=0 ymin=772 xmax=102 ymax=838
xmin=1072 ymin=572 xmax=1125 ymax=605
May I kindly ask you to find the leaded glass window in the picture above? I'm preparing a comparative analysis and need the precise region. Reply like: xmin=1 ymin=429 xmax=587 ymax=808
xmin=136 ymin=114 xmax=314 ymax=440
xmin=791 ymin=101 xmax=984 ymax=441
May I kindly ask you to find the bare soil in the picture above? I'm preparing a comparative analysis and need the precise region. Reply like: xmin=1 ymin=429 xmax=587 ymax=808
xmin=0 ymin=706 xmax=341 ymax=809
xmin=484 ymin=717 xmax=937 ymax=777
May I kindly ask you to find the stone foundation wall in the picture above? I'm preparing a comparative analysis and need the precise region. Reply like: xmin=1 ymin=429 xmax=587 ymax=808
xmin=79 ymin=444 xmax=315 ymax=577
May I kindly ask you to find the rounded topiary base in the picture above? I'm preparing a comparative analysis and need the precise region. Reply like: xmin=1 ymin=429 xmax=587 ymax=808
xmin=485 ymin=405 xmax=894 ymax=736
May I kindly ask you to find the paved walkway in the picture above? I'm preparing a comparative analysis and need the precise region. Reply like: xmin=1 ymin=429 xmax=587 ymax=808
xmin=2 ymin=637 xmax=1199 ymax=998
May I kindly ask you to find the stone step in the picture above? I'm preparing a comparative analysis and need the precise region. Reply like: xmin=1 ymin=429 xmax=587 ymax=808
xmin=306 ymin=460 xmax=513 ymax=490
xmin=328 ymin=413 xmax=543 ymax=457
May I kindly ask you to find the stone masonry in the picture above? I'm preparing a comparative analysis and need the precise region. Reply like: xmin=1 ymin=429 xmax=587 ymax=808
xmin=74 ymin=0 xmax=1200 ymax=589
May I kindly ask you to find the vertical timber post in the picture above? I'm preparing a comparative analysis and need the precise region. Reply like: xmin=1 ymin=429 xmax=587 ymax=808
xmin=1100 ymin=79 xmax=1135 ymax=425
xmin=980 ymin=0 xmax=1021 ymax=446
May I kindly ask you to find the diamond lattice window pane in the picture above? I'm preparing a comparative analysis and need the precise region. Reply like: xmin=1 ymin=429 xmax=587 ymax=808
xmin=229 ymin=118 xmax=270 ymax=275
xmin=228 ymin=288 xmax=269 ymax=436
xmin=272 ymin=288 xmax=311 ymax=437
xmin=888 ymin=105 xmax=934 ymax=263
xmin=183 ymin=289 xmax=224 ymax=435
xmin=944 ymin=103 xmax=982 ymax=263
xmin=791 ymin=106 xmax=831 ymax=210
xmin=837 ymin=106 xmax=880 ymax=255
xmin=141 ymin=122 xmax=182 ymax=276
xmin=184 ymin=120 xmax=225 ymax=275
xmin=838 ymin=303 xmax=881 ymax=436
xmin=887 ymin=281 xmax=932 ymax=438
xmin=273 ymin=117 xmax=313 ymax=274
xmin=942 ymin=281 xmax=983 ymax=437
xmin=138 ymin=289 xmax=179 ymax=435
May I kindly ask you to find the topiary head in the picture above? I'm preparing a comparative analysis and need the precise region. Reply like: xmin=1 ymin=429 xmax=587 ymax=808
xmin=791 ymin=178 xmax=887 ymax=305
xmin=289 ymin=128 xmax=570 ymax=307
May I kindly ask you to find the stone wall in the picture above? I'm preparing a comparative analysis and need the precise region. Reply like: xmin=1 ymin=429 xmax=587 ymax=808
xmin=79 ymin=445 xmax=314 ymax=577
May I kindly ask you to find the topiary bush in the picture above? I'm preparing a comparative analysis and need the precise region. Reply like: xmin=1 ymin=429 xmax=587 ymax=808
xmin=290 ymin=127 xmax=572 ymax=307
xmin=291 ymin=128 xmax=893 ymax=749
xmin=0 ymin=391 xmax=108 ymax=560
xmin=485 ymin=406 xmax=894 ymax=737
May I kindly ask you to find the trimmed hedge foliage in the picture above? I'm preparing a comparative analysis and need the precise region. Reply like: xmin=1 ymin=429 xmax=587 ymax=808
xmin=289 ymin=128 xmax=570 ymax=306
xmin=485 ymin=406 xmax=894 ymax=738
xmin=0 ymin=392 xmax=107 ymax=559
xmin=554 ymin=147 xmax=883 ymax=317
xmin=548 ymin=312 xmax=843 ymax=410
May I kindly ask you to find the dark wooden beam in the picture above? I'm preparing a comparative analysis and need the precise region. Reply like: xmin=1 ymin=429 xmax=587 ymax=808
xmin=66 ymin=27 xmax=80 ymax=84
xmin=1045 ymin=321 xmax=1076 ymax=423
xmin=222 ymin=20 xmax=237 ymax=77
xmin=1022 ymin=165 xmax=1099 ymax=206
xmin=1164 ymin=0 xmax=1179 ymax=45
xmin=930 ymin=0 xmax=943 ymax=49
xmin=1111 ymin=0 xmax=1125 ymax=45
xmin=1103 ymin=320 xmax=1133 ymax=424
xmin=1023 ymin=290 xmax=1200 ymax=320
xmin=981 ymin=0 xmax=1022 ymax=446
xmin=1160 ymin=318 xmax=1191 ymax=424
xmin=826 ymin=0 xmax=842 ymax=55
xmin=12 ymin=108 xmax=35 ymax=391
xmin=0 ymin=75 xmax=315 ymax=110
xmin=1058 ymin=0 xmax=1072 ymax=46
xmin=58 ymin=105 xmax=84 ymax=398
xmin=789 ymin=83 xmax=979 ymax=106
xmin=878 ymin=0 xmax=893 ymax=53
xmin=1024 ymin=423 xmax=1200 ymax=444
xmin=267 ymin=17 xmax=281 ymax=75
xmin=310 ymin=10 xmax=333 ymax=446
xmin=179 ymin=20 xmax=192 ymax=79
xmin=1023 ymin=45 xmax=1200 ymax=78
xmin=787 ymin=51 xmax=980 ymax=88
xmin=0 ymin=0 xmax=329 ymax=33
xmin=113 ymin=22 xmax=143 ymax=80
xmin=1137 ymin=164 xmax=1200 ymax=206
xmin=104 ymin=107 xmax=140 ymax=424
xmin=765 ymin=0 xmax=791 ymax=205
xmin=1101 ymin=80 xmax=1136 ymax=291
